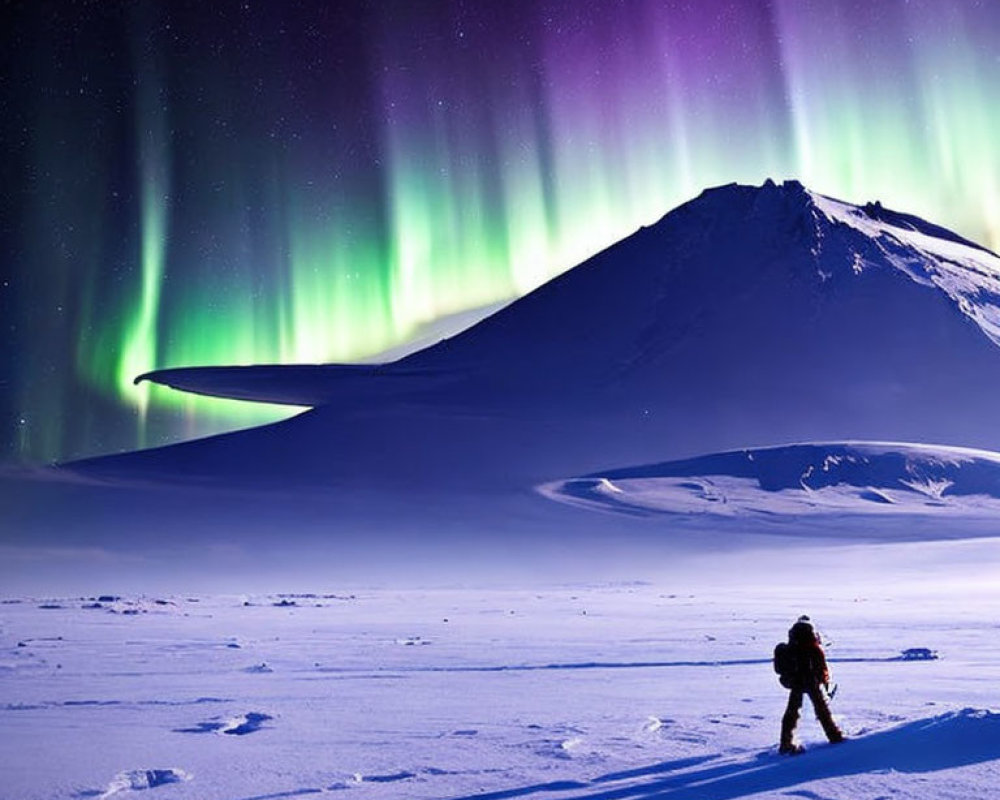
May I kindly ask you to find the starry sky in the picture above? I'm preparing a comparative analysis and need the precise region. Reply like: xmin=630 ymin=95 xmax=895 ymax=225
xmin=2 ymin=0 xmax=999 ymax=465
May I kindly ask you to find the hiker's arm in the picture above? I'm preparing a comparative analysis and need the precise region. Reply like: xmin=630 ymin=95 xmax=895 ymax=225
xmin=815 ymin=645 xmax=831 ymax=685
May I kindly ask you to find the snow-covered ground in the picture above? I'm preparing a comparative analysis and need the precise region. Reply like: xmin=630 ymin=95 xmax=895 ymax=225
xmin=5 ymin=536 xmax=1000 ymax=800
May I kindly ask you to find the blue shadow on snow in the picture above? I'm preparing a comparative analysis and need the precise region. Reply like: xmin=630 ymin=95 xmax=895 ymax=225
xmin=447 ymin=709 xmax=1000 ymax=800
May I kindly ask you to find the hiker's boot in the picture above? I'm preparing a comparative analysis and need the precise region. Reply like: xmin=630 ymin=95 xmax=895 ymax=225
xmin=779 ymin=715 xmax=799 ymax=755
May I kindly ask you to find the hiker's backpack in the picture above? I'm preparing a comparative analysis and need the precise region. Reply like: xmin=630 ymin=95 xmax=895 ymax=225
xmin=773 ymin=642 xmax=798 ymax=688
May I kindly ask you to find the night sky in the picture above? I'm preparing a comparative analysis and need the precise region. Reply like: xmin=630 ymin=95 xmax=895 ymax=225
xmin=2 ymin=0 xmax=998 ymax=465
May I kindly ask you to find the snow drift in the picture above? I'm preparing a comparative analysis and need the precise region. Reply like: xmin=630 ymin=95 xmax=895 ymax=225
xmin=541 ymin=441 xmax=1000 ymax=520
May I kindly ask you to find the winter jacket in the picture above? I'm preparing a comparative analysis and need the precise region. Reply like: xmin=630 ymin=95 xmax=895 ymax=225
xmin=786 ymin=621 xmax=831 ymax=689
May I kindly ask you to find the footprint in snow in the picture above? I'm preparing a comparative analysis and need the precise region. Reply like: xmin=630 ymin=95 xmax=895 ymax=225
xmin=86 ymin=768 xmax=191 ymax=798
xmin=349 ymin=771 xmax=416 ymax=783
xmin=175 ymin=712 xmax=272 ymax=735
xmin=529 ymin=736 xmax=586 ymax=760
xmin=708 ymin=715 xmax=752 ymax=729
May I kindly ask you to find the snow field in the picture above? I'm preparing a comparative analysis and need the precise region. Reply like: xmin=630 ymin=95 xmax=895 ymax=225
xmin=3 ymin=537 xmax=1000 ymax=799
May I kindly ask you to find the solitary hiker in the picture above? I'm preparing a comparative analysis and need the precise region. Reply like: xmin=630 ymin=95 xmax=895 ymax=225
xmin=773 ymin=615 xmax=844 ymax=754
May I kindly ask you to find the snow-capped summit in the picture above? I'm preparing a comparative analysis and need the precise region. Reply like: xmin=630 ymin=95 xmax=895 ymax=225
xmin=73 ymin=180 xmax=1000 ymax=492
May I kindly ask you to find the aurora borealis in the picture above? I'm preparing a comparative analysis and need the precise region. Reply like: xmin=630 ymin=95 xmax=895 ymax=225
xmin=2 ymin=0 xmax=999 ymax=464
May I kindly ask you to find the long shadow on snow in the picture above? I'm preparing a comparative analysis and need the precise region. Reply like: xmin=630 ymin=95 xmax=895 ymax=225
xmin=451 ymin=758 xmax=714 ymax=800
xmin=447 ymin=709 xmax=1000 ymax=800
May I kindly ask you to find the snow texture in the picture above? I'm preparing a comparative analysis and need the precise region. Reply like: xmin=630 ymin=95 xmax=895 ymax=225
xmin=5 ymin=567 xmax=1000 ymax=800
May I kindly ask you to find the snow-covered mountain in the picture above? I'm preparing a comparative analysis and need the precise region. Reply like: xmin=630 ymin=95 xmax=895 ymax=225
xmin=72 ymin=179 xmax=1000 ymax=494
xmin=541 ymin=441 xmax=1000 ymax=522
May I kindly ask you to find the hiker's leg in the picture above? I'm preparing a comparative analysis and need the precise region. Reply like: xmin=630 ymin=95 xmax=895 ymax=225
xmin=807 ymin=685 xmax=843 ymax=742
xmin=780 ymin=689 xmax=804 ymax=750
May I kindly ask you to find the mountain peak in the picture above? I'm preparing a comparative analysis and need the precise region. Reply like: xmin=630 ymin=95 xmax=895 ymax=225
xmin=700 ymin=177 xmax=807 ymax=197
xmin=702 ymin=179 xmax=998 ymax=259
xmin=675 ymin=179 xmax=825 ymax=249
xmin=694 ymin=178 xmax=813 ymax=211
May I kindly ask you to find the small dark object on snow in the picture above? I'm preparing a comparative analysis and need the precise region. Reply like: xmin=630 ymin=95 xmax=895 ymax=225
xmin=97 ymin=595 xmax=120 ymax=603
xmin=900 ymin=647 xmax=938 ymax=661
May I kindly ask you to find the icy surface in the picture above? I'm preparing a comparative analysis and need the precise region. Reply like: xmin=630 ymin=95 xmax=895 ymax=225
xmin=5 ymin=547 xmax=1000 ymax=799
xmin=542 ymin=441 xmax=1000 ymax=521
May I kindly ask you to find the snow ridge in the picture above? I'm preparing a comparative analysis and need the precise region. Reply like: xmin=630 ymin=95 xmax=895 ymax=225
xmin=810 ymin=191 xmax=1000 ymax=346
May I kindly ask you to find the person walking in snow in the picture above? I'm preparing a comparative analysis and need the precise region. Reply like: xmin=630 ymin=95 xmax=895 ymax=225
xmin=773 ymin=615 xmax=844 ymax=754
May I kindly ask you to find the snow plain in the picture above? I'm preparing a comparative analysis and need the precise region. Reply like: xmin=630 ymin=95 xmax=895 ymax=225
xmin=5 ymin=534 xmax=1000 ymax=800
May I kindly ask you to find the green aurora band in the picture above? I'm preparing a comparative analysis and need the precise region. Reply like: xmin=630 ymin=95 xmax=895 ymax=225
xmin=118 ymin=75 xmax=169 ymax=439
xmin=6 ymin=1 xmax=1000 ymax=463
